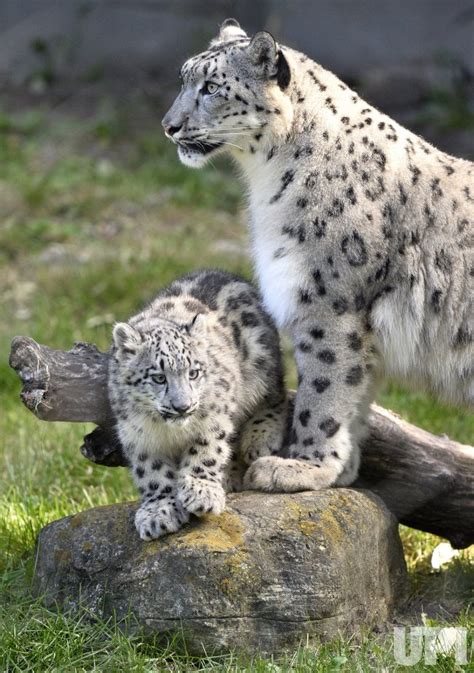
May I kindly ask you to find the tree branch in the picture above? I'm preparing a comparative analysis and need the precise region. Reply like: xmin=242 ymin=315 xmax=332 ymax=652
xmin=9 ymin=336 xmax=474 ymax=549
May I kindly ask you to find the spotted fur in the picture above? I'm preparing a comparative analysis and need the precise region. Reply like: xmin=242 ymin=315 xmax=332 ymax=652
xmin=108 ymin=270 xmax=287 ymax=539
xmin=163 ymin=20 xmax=473 ymax=493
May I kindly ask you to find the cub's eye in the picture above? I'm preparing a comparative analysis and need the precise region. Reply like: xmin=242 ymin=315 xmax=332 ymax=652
xmin=203 ymin=81 xmax=219 ymax=95
xmin=189 ymin=368 xmax=200 ymax=380
xmin=152 ymin=374 xmax=166 ymax=385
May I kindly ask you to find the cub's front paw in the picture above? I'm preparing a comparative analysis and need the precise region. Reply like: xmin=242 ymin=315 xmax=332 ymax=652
xmin=134 ymin=498 xmax=189 ymax=541
xmin=177 ymin=475 xmax=226 ymax=516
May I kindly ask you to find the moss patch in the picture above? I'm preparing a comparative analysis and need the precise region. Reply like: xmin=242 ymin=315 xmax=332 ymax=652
xmin=219 ymin=550 xmax=261 ymax=598
xmin=53 ymin=549 xmax=72 ymax=565
xmin=278 ymin=497 xmax=320 ymax=538
xmin=277 ymin=493 xmax=371 ymax=544
xmin=173 ymin=512 xmax=245 ymax=553
xmin=299 ymin=519 xmax=318 ymax=536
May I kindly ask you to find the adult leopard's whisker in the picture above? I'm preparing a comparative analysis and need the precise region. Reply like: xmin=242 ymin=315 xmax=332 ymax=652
xmin=217 ymin=140 xmax=245 ymax=151
xmin=198 ymin=126 xmax=264 ymax=134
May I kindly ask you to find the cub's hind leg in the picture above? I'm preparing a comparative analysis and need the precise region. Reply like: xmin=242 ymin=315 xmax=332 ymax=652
xmin=240 ymin=396 xmax=289 ymax=482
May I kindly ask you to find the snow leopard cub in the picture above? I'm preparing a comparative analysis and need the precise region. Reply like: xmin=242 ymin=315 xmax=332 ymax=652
xmin=108 ymin=270 xmax=287 ymax=540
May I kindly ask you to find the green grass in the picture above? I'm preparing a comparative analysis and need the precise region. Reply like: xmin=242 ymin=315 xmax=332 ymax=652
xmin=0 ymin=105 xmax=472 ymax=671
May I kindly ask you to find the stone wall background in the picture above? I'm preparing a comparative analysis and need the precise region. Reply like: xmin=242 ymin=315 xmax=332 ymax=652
xmin=1 ymin=1 xmax=473 ymax=84
xmin=0 ymin=1 xmax=473 ymax=156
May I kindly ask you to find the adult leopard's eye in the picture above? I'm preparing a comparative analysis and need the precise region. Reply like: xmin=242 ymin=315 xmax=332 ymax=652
xmin=189 ymin=368 xmax=200 ymax=380
xmin=152 ymin=374 xmax=166 ymax=385
xmin=203 ymin=81 xmax=218 ymax=95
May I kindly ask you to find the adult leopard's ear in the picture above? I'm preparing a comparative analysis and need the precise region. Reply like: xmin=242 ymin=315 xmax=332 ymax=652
xmin=209 ymin=18 xmax=248 ymax=47
xmin=112 ymin=323 xmax=143 ymax=359
xmin=247 ymin=31 xmax=291 ymax=89
xmin=247 ymin=31 xmax=277 ymax=69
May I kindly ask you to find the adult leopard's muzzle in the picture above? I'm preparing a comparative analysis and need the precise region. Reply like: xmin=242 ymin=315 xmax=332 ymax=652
xmin=161 ymin=89 xmax=192 ymax=141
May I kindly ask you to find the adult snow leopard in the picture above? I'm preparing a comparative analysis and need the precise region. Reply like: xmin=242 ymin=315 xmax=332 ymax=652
xmin=162 ymin=19 xmax=473 ymax=493
xmin=108 ymin=269 xmax=287 ymax=539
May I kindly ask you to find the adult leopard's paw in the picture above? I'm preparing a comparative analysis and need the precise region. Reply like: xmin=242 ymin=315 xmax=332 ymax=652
xmin=243 ymin=456 xmax=286 ymax=491
xmin=178 ymin=475 xmax=226 ymax=516
xmin=134 ymin=498 xmax=189 ymax=541
xmin=243 ymin=456 xmax=339 ymax=492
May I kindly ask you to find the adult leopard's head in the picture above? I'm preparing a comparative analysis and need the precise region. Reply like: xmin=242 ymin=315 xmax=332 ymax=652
xmin=162 ymin=19 xmax=293 ymax=168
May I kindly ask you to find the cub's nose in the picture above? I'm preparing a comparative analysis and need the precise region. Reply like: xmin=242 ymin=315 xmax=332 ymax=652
xmin=172 ymin=402 xmax=192 ymax=415
xmin=162 ymin=120 xmax=183 ymax=139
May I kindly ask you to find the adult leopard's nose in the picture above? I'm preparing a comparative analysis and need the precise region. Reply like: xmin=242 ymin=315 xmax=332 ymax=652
xmin=162 ymin=118 xmax=183 ymax=139
xmin=161 ymin=103 xmax=186 ymax=138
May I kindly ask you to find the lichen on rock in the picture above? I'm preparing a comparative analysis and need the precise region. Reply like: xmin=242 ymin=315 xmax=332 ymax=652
xmin=34 ymin=489 xmax=407 ymax=656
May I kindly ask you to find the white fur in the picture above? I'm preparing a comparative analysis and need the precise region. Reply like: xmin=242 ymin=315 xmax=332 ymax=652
xmin=178 ymin=145 xmax=210 ymax=169
xmin=120 ymin=411 xmax=210 ymax=463
xmin=371 ymin=288 xmax=425 ymax=378
xmin=253 ymin=235 xmax=303 ymax=328
xmin=243 ymin=153 xmax=306 ymax=328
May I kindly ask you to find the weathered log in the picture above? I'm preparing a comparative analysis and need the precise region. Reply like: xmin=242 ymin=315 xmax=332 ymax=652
xmin=9 ymin=335 xmax=474 ymax=548
xmin=9 ymin=337 xmax=113 ymax=426
xmin=358 ymin=406 xmax=473 ymax=550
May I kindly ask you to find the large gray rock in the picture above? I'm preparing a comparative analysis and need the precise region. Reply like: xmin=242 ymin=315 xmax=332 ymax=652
xmin=34 ymin=489 xmax=407 ymax=655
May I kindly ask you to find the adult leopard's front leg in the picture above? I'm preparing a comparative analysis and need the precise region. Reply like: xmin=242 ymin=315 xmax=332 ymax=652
xmin=245 ymin=312 xmax=376 ymax=492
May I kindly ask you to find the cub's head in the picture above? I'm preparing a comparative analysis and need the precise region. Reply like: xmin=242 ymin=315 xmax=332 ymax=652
xmin=162 ymin=18 xmax=293 ymax=168
xmin=112 ymin=315 xmax=208 ymax=425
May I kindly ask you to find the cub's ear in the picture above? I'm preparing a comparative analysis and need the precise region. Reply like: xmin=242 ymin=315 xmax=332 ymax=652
xmin=187 ymin=313 xmax=207 ymax=337
xmin=210 ymin=18 xmax=248 ymax=47
xmin=247 ymin=31 xmax=291 ymax=89
xmin=112 ymin=323 xmax=143 ymax=359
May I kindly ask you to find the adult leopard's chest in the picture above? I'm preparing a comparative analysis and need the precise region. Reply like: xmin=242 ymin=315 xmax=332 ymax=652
xmin=249 ymin=193 xmax=308 ymax=329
